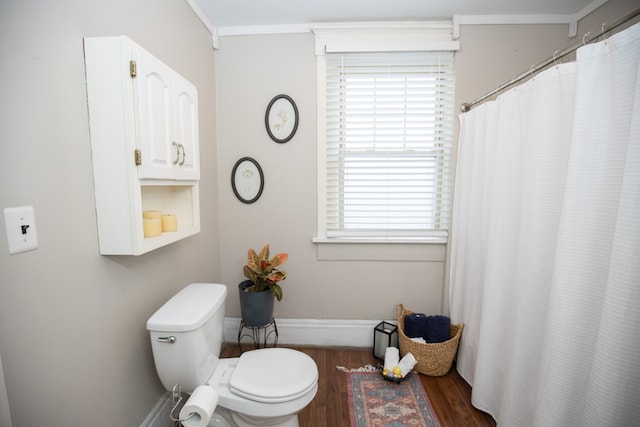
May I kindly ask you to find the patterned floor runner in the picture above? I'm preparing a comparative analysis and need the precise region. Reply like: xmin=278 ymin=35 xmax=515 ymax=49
xmin=347 ymin=371 xmax=441 ymax=427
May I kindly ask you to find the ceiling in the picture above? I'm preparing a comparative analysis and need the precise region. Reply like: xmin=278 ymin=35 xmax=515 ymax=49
xmin=192 ymin=0 xmax=601 ymax=30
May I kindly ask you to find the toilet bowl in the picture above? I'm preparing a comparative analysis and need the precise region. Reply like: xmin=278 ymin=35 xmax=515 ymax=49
xmin=207 ymin=349 xmax=318 ymax=426
xmin=146 ymin=283 xmax=319 ymax=427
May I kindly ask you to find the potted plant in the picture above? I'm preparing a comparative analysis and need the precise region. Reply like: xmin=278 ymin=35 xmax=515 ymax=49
xmin=239 ymin=244 xmax=288 ymax=327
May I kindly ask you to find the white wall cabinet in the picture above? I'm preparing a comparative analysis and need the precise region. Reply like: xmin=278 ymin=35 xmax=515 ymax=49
xmin=84 ymin=36 xmax=201 ymax=255
xmin=134 ymin=45 xmax=200 ymax=180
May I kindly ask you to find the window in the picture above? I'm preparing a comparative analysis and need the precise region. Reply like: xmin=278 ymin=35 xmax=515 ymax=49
xmin=317 ymin=49 xmax=455 ymax=241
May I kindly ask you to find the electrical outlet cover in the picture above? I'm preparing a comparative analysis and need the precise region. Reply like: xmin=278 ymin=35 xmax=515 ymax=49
xmin=4 ymin=206 xmax=39 ymax=255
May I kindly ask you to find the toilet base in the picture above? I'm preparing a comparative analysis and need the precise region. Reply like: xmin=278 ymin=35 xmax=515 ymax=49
xmin=206 ymin=409 xmax=234 ymax=427
xmin=232 ymin=411 xmax=298 ymax=427
xmin=210 ymin=407 xmax=299 ymax=427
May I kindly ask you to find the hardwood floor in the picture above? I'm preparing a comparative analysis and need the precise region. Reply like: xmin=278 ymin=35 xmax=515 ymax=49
xmin=221 ymin=344 xmax=495 ymax=427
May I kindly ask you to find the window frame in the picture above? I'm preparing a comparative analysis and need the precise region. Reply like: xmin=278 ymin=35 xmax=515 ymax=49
xmin=312 ymin=24 xmax=459 ymax=244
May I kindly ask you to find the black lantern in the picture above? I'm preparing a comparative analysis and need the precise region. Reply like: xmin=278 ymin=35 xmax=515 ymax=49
xmin=373 ymin=321 xmax=399 ymax=360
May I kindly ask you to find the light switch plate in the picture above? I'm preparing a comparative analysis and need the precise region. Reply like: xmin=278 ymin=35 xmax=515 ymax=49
xmin=4 ymin=206 xmax=39 ymax=255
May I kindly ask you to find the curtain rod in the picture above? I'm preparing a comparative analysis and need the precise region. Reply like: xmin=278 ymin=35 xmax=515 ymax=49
xmin=461 ymin=5 xmax=640 ymax=112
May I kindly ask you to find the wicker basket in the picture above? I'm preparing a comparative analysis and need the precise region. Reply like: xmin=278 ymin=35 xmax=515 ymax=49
xmin=396 ymin=304 xmax=464 ymax=376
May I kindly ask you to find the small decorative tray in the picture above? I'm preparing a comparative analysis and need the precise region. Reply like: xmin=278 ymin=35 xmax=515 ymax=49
xmin=382 ymin=372 xmax=410 ymax=384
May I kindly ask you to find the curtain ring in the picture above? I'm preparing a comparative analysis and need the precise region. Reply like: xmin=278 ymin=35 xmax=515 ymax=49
xmin=583 ymin=31 xmax=593 ymax=45
xmin=553 ymin=51 xmax=560 ymax=67
xmin=601 ymin=23 xmax=608 ymax=42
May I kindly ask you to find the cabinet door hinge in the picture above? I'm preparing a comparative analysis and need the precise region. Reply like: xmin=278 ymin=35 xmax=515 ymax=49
xmin=134 ymin=149 xmax=142 ymax=166
xmin=129 ymin=60 xmax=137 ymax=78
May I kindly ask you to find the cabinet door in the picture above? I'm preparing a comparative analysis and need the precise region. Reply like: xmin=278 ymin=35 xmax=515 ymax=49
xmin=173 ymin=76 xmax=200 ymax=180
xmin=134 ymin=47 xmax=178 ymax=180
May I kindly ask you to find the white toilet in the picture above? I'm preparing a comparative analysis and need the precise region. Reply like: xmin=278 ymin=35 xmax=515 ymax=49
xmin=146 ymin=283 xmax=318 ymax=427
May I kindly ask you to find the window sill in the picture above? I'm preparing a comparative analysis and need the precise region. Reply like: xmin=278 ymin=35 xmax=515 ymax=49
xmin=312 ymin=236 xmax=447 ymax=244
xmin=312 ymin=236 xmax=447 ymax=261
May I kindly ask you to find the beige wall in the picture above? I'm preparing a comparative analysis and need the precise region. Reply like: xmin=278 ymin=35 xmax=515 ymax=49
xmin=213 ymin=23 xmax=553 ymax=322
xmin=215 ymin=34 xmax=449 ymax=321
xmin=0 ymin=0 xmax=219 ymax=426
xmin=215 ymin=0 xmax=638 ymax=323
xmin=456 ymin=0 xmax=640 ymax=109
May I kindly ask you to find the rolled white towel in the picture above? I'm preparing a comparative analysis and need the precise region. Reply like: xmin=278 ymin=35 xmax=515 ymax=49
xmin=383 ymin=347 xmax=400 ymax=372
xmin=398 ymin=352 xmax=418 ymax=377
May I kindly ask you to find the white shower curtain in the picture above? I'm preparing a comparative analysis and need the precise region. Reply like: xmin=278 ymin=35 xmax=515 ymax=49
xmin=450 ymin=22 xmax=640 ymax=426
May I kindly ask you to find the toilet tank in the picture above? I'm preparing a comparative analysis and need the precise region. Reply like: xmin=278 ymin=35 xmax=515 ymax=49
xmin=146 ymin=283 xmax=228 ymax=393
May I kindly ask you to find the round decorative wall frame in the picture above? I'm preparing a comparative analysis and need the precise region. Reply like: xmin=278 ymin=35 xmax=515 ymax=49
xmin=231 ymin=157 xmax=264 ymax=204
xmin=265 ymin=94 xmax=299 ymax=143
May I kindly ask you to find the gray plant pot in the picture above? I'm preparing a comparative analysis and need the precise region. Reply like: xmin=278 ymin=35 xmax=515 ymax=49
xmin=239 ymin=280 xmax=275 ymax=327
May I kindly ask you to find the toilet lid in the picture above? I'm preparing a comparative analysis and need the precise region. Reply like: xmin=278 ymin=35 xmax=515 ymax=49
xmin=229 ymin=348 xmax=318 ymax=403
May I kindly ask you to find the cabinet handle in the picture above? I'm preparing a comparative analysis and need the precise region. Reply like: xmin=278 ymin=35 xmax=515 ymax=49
xmin=172 ymin=141 xmax=180 ymax=165
xmin=178 ymin=144 xmax=186 ymax=166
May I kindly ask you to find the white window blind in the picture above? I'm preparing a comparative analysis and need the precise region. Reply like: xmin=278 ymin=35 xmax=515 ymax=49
xmin=323 ymin=51 xmax=455 ymax=239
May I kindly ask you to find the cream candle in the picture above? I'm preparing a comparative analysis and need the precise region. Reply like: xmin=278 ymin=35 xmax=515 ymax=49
xmin=161 ymin=214 xmax=177 ymax=232
xmin=143 ymin=210 xmax=161 ymax=220
xmin=143 ymin=218 xmax=162 ymax=237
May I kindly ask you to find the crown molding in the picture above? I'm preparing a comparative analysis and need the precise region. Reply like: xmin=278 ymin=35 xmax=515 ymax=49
xmin=453 ymin=13 xmax=577 ymax=39
xmin=183 ymin=0 xmax=219 ymax=49
xmin=452 ymin=0 xmax=608 ymax=38
xmin=184 ymin=0 xmax=609 ymax=46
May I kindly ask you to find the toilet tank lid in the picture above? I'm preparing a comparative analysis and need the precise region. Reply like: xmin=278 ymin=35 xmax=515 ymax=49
xmin=146 ymin=283 xmax=227 ymax=332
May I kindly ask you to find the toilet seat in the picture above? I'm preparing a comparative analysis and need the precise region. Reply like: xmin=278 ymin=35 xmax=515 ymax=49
xmin=207 ymin=349 xmax=319 ymax=419
xmin=230 ymin=348 xmax=318 ymax=403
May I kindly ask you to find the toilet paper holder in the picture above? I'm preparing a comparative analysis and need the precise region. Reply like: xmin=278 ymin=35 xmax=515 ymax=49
xmin=169 ymin=383 xmax=196 ymax=423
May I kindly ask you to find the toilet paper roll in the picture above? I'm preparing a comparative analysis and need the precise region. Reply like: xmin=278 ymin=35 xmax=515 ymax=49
xmin=142 ymin=210 xmax=162 ymax=219
xmin=179 ymin=385 xmax=219 ymax=427
xmin=398 ymin=352 xmax=418 ymax=377
xmin=161 ymin=214 xmax=178 ymax=232
xmin=383 ymin=347 xmax=400 ymax=372
xmin=143 ymin=218 xmax=162 ymax=237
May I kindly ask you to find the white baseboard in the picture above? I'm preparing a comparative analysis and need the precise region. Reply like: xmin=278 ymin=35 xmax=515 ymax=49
xmin=224 ymin=317 xmax=391 ymax=348
xmin=139 ymin=392 xmax=173 ymax=427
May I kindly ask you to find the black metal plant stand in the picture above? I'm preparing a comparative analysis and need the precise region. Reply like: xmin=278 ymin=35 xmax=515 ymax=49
xmin=237 ymin=318 xmax=278 ymax=352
